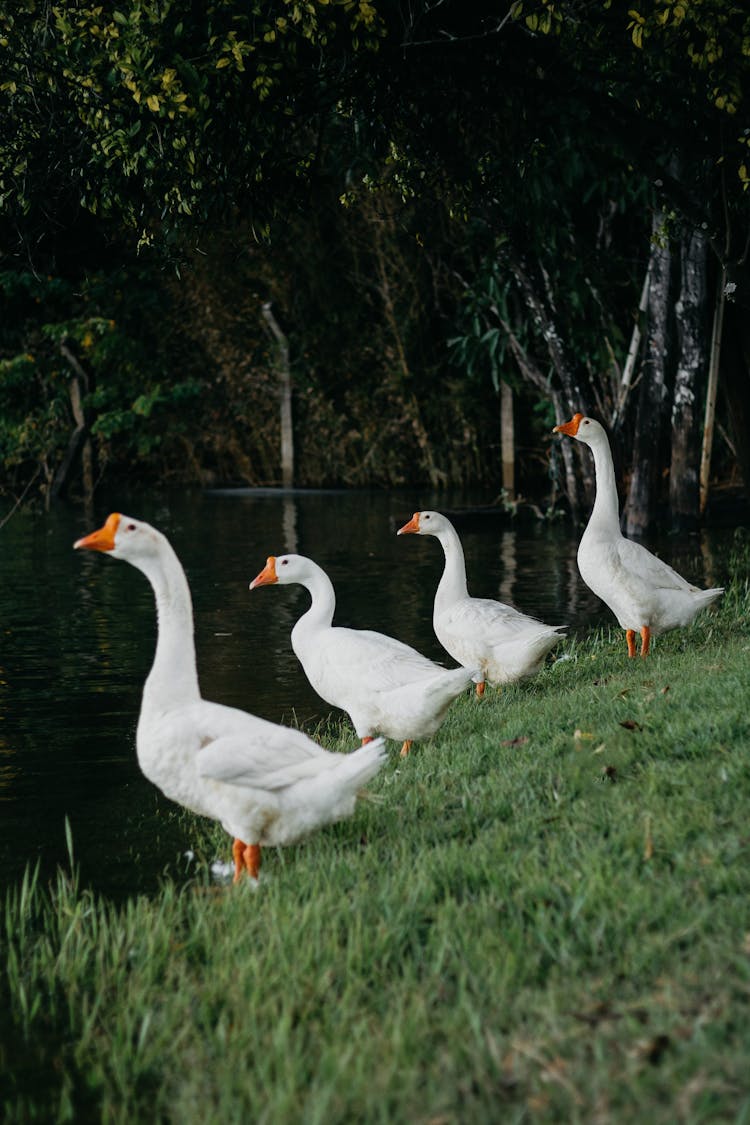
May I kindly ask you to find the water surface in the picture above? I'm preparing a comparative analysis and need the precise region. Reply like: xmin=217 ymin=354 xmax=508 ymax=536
xmin=0 ymin=487 xmax=733 ymax=895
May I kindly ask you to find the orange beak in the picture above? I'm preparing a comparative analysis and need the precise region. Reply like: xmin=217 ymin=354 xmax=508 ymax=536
xmin=249 ymin=557 xmax=278 ymax=588
xmin=74 ymin=512 xmax=121 ymax=552
xmin=552 ymin=413 xmax=584 ymax=437
xmin=397 ymin=512 xmax=421 ymax=535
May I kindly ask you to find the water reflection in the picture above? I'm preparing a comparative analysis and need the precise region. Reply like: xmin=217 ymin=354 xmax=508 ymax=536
xmin=0 ymin=488 xmax=738 ymax=896
xmin=282 ymin=494 xmax=298 ymax=554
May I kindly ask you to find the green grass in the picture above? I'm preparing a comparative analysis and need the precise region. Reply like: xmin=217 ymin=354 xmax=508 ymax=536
xmin=3 ymin=571 xmax=750 ymax=1123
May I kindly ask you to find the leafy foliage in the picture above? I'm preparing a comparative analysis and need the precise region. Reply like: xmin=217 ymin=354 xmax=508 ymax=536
xmin=1 ymin=1 xmax=748 ymax=509
xmin=0 ymin=0 xmax=383 ymax=244
xmin=508 ymin=0 xmax=750 ymax=209
xmin=0 ymin=267 xmax=206 ymax=495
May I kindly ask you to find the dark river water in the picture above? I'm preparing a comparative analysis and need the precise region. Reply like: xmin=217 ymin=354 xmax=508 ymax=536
xmin=0 ymin=486 xmax=735 ymax=895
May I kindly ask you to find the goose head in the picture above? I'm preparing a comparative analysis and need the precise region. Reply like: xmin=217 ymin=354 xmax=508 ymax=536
xmin=552 ymin=413 xmax=606 ymax=447
xmin=249 ymin=554 xmax=312 ymax=589
xmin=74 ymin=513 xmax=164 ymax=563
xmin=397 ymin=510 xmax=449 ymax=537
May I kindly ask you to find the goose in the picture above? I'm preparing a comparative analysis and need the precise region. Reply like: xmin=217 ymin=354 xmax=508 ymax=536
xmin=553 ymin=413 xmax=723 ymax=655
xmin=249 ymin=554 xmax=475 ymax=756
xmin=74 ymin=514 xmax=387 ymax=882
xmin=397 ymin=511 xmax=564 ymax=694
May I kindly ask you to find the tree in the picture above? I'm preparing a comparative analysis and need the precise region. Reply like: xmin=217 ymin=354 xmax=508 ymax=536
xmin=2 ymin=0 xmax=748 ymax=515
xmin=0 ymin=0 xmax=386 ymax=501
xmin=0 ymin=1 xmax=383 ymax=255
xmin=350 ymin=0 xmax=750 ymax=524
xmin=671 ymin=225 xmax=709 ymax=529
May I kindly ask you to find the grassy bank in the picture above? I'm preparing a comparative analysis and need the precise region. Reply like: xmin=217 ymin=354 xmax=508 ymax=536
xmin=3 ymin=568 xmax=750 ymax=1123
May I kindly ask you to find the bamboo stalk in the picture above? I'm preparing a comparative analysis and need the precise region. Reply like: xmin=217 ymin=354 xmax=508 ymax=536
xmin=500 ymin=381 xmax=515 ymax=498
xmin=262 ymin=302 xmax=294 ymax=489
xmin=699 ymin=268 xmax=726 ymax=515
xmin=612 ymin=267 xmax=650 ymax=428
xmin=50 ymin=341 xmax=94 ymax=504
xmin=499 ymin=314 xmax=579 ymax=517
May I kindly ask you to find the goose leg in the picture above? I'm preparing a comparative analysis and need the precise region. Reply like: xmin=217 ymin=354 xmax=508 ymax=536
xmin=232 ymin=838 xmax=246 ymax=883
xmin=242 ymin=844 xmax=262 ymax=880
xmin=361 ymin=736 xmax=375 ymax=745
xmin=399 ymin=740 xmax=413 ymax=757
xmin=626 ymin=630 xmax=637 ymax=659
xmin=640 ymin=625 xmax=651 ymax=658
xmin=475 ymin=682 xmax=486 ymax=699
xmin=233 ymin=839 xmax=261 ymax=882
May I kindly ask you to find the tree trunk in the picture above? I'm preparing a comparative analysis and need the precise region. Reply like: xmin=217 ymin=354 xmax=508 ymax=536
xmin=698 ymin=263 xmax=725 ymax=516
xmin=624 ymin=211 xmax=673 ymax=535
xmin=50 ymin=341 xmax=94 ymax=505
xmin=499 ymin=319 xmax=580 ymax=514
xmin=612 ymin=267 xmax=650 ymax=430
xmin=372 ymin=219 xmax=445 ymax=487
xmin=670 ymin=226 xmax=708 ymax=528
xmin=261 ymin=302 xmax=294 ymax=489
xmin=721 ymin=259 xmax=750 ymax=498
xmin=500 ymin=381 xmax=515 ymax=498
xmin=509 ymin=256 xmax=593 ymax=517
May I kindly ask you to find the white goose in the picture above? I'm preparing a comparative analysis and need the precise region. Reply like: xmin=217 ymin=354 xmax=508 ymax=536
xmin=249 ymin=554 xmax=475 ymax=756
xmin=397 ymin=511 xmax=564 ymax=694
xmin=74 ymin=514 xmax=386 ymax=882
xmin=553 ymin=413 xmax=723 ymax=656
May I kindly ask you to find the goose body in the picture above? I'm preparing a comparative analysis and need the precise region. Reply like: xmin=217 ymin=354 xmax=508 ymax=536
xmin=397 ymin=511 xmax=564 ymax=690
xmin=553 ymin=414 xmax=723 ymax=655
xmin=250 ymin=554 xmax=474 ymax=754
xmin=75 ymin=514 xmax=386 ymax=880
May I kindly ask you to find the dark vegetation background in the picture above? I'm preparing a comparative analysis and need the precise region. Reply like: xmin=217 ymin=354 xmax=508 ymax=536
xmin=1 ymin=0 xmax=748 ymax=528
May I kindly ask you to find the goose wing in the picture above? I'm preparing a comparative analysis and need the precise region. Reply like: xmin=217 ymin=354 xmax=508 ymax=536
xmin=316 ymin=627 xmax=446 ymax=693
xmin=186 ymin=700 xmax=332 ymax=791
xmin=616 ymin=538 xmax=697 ymax=592
xmin=197 ymin=734 xmax=338 ymax=791
xmin=440 ymin=597 xmax=559 ymax=641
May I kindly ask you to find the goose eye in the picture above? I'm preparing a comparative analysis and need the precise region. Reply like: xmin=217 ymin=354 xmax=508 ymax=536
xmin=281 ymin=559 xmax=288 ymax=566
xmin=126 ymin=523 xmax=136 ymax=531
xmin=583 ymin=420 xmax=590 ymax=426
xmin=424 ymin=514 xmax=430 ymax=520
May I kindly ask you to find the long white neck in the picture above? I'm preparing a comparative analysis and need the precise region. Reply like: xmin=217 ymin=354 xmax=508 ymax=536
xmin=136 ymin=542 xmax=201 ymax=710
xmin=587 ymin=431 xmax=621 ymax=535
xmin=290 ymin=563 xmax=337 ymax=648
xmin=433 ymin=523 xmax=470 ymax=611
